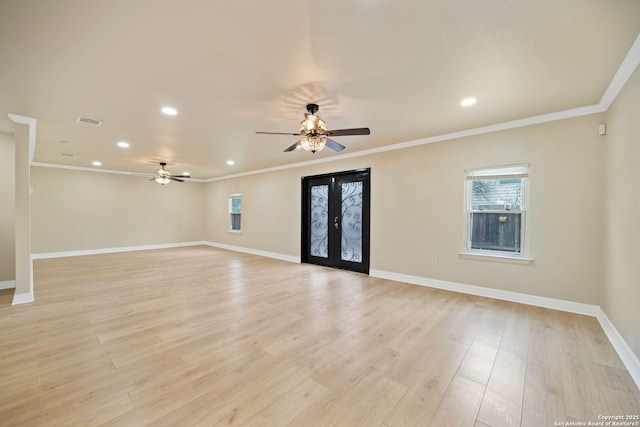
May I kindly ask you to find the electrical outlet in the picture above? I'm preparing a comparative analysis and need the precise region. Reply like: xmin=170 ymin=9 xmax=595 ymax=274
xmin=431 ymin=256 xmax=437 ymax=265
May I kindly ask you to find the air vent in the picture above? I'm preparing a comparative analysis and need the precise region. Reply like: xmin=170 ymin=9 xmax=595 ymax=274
xmin=76 ymin=116 xmax=102 ymax=126
xmin=59 ymin=152 xmax=75 ymax=158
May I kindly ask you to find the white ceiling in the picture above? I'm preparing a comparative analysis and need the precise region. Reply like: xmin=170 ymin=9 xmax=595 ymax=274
xmin=1 ymin=0 xmax=639 ymax=180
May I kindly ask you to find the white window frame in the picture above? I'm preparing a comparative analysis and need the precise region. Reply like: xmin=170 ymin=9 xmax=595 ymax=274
xmin=460 ymin=164 xmax=532 ymax=263
xmin=228 ymin=193 xmax=242 ymax=233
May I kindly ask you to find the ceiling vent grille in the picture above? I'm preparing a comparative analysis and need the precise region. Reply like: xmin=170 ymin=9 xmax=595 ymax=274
xmin=76 ymin=116 xmax=102 ymax=126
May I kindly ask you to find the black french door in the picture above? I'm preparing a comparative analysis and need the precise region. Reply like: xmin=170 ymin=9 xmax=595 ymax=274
xmin=301 ymin=168 xmax=370 ymax=274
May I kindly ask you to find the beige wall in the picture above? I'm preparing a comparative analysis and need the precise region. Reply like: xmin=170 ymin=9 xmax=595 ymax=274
xmin=204 ymin=113 xmax=605 ymax=305
xmin=205 ymin=171 xmax=302 ymax=257
xmin=0 ymin=132 xmax=15 ymax=282
xmin=17 ymin=72 xmax=638 ymax=359
xmin=602 ymin=64 xmax=640 ymax=358
xmin=25 ymin=111 xmax=609 ymax=310
xmin=30 ymin=167 xmax=206 ymax=253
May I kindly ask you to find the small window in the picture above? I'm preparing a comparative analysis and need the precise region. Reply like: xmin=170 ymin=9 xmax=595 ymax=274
xmin=464 ymin=165 xmax=529 ymax=258
xmin=228 ymin=194 xmax=242 ymax=232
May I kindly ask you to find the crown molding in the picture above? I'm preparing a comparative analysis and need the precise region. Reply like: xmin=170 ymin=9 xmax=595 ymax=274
xmin=599 ymin=32 xmax=640 ymax=110
xmin=204 ymin=103 xmax=605 ymax=182
xmin=21 ymin=31 xmax=640 ymax=182
xmin=30 ymin=162 xmax=206 ymax=182
xmin=8 ymin=114 xmax=36 ymax=163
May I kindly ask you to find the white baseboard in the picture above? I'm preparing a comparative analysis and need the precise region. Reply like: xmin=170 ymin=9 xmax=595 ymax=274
xmin=12 ymin=292 xmax=34 ymax=305
xmin=31 ymin=241 xmax=209 ymax=260
xmin=370 ymin=268 xmax=639 ymax=391
xmin=0 ymin=280 xmax=16 ymax=290
xmin=203 ymin=241 xmax=300 ymax=264
xmin=25 ymin=242 xmax=639 ymax=391
xmin=595 ymin=308 xmax=640 ymax=391
xmin=370 ymin=269 xmax=599 ymax=316
xmin=30 ymin=240 xmax=300 ymax=263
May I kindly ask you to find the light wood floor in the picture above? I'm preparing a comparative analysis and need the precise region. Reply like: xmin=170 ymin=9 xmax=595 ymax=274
xmin=1 ymin=246 xmax=638 ymax=426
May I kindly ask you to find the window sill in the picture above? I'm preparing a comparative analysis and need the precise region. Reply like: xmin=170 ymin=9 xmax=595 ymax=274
xmin=458 ymin=251 xmax=533 ymax=264
xmin=228 ymin=230 xmax=242 ymax=234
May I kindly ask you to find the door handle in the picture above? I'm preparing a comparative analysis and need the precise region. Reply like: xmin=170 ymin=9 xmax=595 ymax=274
xmin=334 ymin=216 xmax=339 ymax=229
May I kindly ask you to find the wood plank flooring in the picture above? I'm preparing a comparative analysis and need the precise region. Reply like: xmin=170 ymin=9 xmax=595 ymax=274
xmin=0 ymin=246 xmax=638 ymax=426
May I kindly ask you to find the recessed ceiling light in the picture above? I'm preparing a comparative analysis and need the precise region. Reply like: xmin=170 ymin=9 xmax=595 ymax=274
xmin=117 ymin=141 xmax=130 ymax=148
xmin=182 ymin=172 xmax=190 ymax=176
xmin=92 ymin=161 xmax=102 ymax=166
xmin=226 ymin=160 xmax=235 ymax=165
xmin=161 ymin=106 xmax=178 ymax=116
xmin=460 ymin=97 xmax=477 ymax=107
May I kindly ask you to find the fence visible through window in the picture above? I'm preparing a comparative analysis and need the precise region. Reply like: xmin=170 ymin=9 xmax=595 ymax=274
xmin=465 ymin=164 xmax=529 ymax=257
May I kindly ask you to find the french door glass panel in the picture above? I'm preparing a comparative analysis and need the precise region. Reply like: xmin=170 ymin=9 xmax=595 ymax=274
xmin=340 ymin=181 xmax=363 ymax=262
xmin=310 ymin=184 xmax=329 ymax=258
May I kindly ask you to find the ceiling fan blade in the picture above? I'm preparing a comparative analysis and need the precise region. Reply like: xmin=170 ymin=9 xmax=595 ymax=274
xmin=169 ymin=177 xmax=185 ymax=182
xmin=326 ymin=127 xmax=370 ymax=136
xmin=284 ymin=141 xmax=301 ymax=152
xmin=325 ymin=138 xmax=346 ymax=152
xmin=256 ymin=131 xmax=302 ymax=136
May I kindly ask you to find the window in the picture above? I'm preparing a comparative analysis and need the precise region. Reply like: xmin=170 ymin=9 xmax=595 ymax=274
xmin=228 ymin=194 xmax=241 ymax=232
xmin=464 ymin=164 xmax=530 ymax=259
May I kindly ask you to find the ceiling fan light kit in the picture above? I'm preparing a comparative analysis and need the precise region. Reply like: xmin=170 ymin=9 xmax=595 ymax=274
xmin=155 ymin=163 xmax=172 ymax=185
xmin=155 ymin=174 xmax=171 ymax=185
xmin=256 ymin=104 xmax=370 ymax=154
xmin=138 ymin=162 xmax=190 ymax=185
xmin=301 ymin=136 xmax=326 ymax=153
xmin=300 ymin=107 xmax=328 ymax=153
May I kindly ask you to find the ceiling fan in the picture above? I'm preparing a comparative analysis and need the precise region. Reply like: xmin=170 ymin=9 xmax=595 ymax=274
xmin=256 ymin=104 xmax=370 ymax=153
xmin=144 ymin=162 xmax=190 ymax=185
